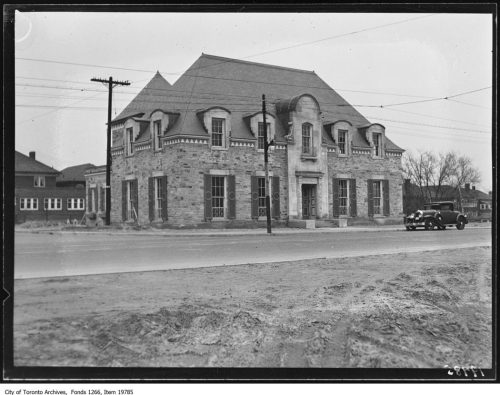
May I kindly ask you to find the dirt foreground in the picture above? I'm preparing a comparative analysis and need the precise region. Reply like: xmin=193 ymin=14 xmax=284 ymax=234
xmin=14 ymin=246 xmax=492 ymax=368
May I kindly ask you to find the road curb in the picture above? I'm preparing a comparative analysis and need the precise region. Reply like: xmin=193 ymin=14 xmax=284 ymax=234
xmin=15 ymin=225 xmax=491 ymax=238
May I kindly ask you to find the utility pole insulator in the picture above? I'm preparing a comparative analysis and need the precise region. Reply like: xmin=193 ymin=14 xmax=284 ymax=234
xmin=91 ymin=76 xmax=131 ymax=226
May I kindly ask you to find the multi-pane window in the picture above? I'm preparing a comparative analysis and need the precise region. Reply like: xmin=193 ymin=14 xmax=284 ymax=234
xmin=126 ymin=128 xmax=134 ymax=155
xmin=373 ymin=181 xmax=382 ymax=215
xmin=34 ymin=176 xmax=45 ymax=188
xmin=258 ymin=177 xmax=267 ymax=217
xmin=153 ymin=120 xmax=162 ymax=150
xmin=338 ymin=130 xmax=347 ymax=155
xmin=20 ymin=198 xmax=38 ymax=210
xmin=44 ymin=198 xmax=62 ymax=210
xmin=302 ymin=123 xmax=312 ymax=154
xmin=257 ymin=177 xmax=273 ymax=216
xmin=212 ymin=118 xmax=225 ymax=147
xmin=67 ymin=198 xmax=85 ymax=210
xmin=127 ymin=181 xmax=135 ymax=220
xmin=339 ymin=180 xmax=349 ymax=215
xmin=373 ymin=133 xmax=382 ymax=157
xmin=211 ymin=176 xmax=225 ymax=218
xmin=257 ymin=122 xmax=270 ymax=150
xmin=155 ymin=177 xmax=163 ymax=220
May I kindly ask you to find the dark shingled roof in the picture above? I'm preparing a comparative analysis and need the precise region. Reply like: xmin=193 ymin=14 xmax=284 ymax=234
xmin=113 ymin=71 xmax=172 ymax=123
xmin=57 ymin=163 xmax=96 ymax=182
xmin=407 ymin=183 xmax=491 ymax=201
xmin=113 ymin=54 xmax=403 ymax=150
xmin=15 ymin=151 xmax=60 ymax=175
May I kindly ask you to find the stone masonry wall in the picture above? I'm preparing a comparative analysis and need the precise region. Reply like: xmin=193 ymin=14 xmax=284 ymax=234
xmin=111 ymin=143 xmax=288 ymax=226
xmin=327 ymin=152 xmax=403 ymax=218
xmin=111 ymin=142 xmax=403 ymax=225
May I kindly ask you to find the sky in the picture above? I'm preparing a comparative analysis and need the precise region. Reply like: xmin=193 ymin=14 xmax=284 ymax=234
xmin=14 ymin=11 xmax=493 ymax=191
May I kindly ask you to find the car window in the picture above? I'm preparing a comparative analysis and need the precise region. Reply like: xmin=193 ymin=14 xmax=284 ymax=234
xmin=440 ymin=204 xmax=452 ymax=211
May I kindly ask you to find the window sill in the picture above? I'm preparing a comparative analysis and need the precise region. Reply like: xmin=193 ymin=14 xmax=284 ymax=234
xmin=211 ymin=146 xmax=228 ymax=151
xmin=300 ymin=154 xmax=318 ymax=161
xmin=211 ymin=217 xmax=227 ymax=221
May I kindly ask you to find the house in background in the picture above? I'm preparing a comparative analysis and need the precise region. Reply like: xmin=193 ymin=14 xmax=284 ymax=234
xmin=15 ymin=150 xmax=90 ymax=223
xmin=403 ymin=180 xmax=492 ymax=221
xmin=460 ymin=183 xmax=492 ymax=221
xmin=108 ymin=54 xmax=405 ymax=227
xmin=56 ymin=163 xmax=95 ymax=188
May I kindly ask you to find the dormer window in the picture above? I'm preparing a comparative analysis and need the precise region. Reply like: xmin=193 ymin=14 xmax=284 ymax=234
xmin=126 ymin=127 xmax=134 ymax=155
xmin=373 ymin=132 xmax=382 ymax=157
xmin=302 ymin=123 xmax=312 ymax=154
xmin=338 ymin=130 xmax=347 ymax=155
xmin=153 ymin=120 xmax=162 ymax=150
xmin=258 ymin=122 xmax=270 ymax=150
xmin=211 ymin=118 xmax=225 ymax=147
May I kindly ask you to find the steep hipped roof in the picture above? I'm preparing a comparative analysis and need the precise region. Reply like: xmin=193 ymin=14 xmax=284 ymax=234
xmin=113 ymin=71 xmax=172 ymax=123
xmin=57 ymin=163 xmax=95 ymax=182
xmin=114 ymin=54 xmax=402 ymax=150
xmin=15 ymin=151 xmax=60 ymax=175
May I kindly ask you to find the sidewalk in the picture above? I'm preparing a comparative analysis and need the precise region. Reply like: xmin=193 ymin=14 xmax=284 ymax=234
xmin=14 ymin=223 xmax=491 ymax=237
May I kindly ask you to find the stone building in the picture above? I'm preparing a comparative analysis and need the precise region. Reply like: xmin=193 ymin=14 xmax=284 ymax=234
xmin=108 ymin=54 xmax=405 ymax=226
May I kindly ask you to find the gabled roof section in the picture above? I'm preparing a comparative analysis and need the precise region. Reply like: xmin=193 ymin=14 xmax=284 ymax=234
xmin=112 ymin=71 xmax=172 ymax=123
xmin=57 ymin=163 xmax=96 ymax=182
xmin=15 ymin=151 xmax=60 ymax=175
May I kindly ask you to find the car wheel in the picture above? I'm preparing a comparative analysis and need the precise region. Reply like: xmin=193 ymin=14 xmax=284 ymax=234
xmin=406 ymin=226 xmax=411 ymax=231
xmin=456 ymin=219 xmax=466 ymax=230
xmin=424 ymin=219 xmax=434 ymax=230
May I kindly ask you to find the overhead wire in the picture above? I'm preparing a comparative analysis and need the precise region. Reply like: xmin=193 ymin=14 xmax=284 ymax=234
xmin=15 ymin=14 xmax=435 ymax=76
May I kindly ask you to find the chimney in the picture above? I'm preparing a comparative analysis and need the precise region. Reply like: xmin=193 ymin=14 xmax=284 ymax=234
xmin=29 ymin=151 xmax=36 ymax=160
xmin=465 ymin=183 xmax=470 ymax=191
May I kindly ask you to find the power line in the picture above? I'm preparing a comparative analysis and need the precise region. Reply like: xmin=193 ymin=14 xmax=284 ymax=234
xmin=239 ymin=15 xmax=435 ymax=59
xmin=379 ymin=107 xmax=491 ymax=128
xmin=17 ymin=75 xmax=443 ymax=100
xmin=16 ymin=91 xmax=107 ymax=125
xmin=446 ymin=98 xmax=492 ymax=110
xmin=16 ymin=79 xmax=492 ymax=111
xmin=382 ymin=86 xmax=492 ymax=108
xmin=324 ymin=111 xmax=490 ymax=134
xmin=15 ymin=14 xmax=434 ymax=77
xmin=446 ymin=86 xmax=492 ymax=99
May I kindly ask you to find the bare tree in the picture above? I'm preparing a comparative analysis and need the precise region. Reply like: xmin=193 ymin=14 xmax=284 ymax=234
xmin=402 ymin=150 xmax=481 ymax=208
xmin=447 ymin=153 xmax=482 ymax=211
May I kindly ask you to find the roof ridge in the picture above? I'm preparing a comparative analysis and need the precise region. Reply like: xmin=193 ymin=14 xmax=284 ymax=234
xmin=200 ymin=53 xmax=316 ymax=75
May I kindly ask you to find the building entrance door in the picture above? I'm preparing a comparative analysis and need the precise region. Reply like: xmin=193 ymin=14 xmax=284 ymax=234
xmin=302 ymin=184 xmax=317 ymax=219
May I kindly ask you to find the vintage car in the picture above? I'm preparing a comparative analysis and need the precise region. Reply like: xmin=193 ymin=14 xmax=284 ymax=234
xmin=405 ymin=201 xmax=468 ymax=231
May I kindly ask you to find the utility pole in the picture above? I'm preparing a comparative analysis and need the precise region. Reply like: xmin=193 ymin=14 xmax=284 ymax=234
xmin=262 ymin=94 xmax=272 ymax=234
xmin=91 ymin=77 xmax=130 ymax=225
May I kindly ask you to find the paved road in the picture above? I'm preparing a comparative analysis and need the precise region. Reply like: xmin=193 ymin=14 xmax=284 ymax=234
xmin=13 ymin=228 xmax=491 ymax=279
